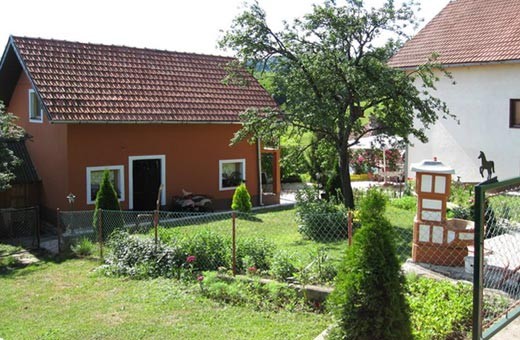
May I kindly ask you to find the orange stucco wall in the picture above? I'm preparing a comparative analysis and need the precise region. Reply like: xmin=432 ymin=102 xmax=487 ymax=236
xmin=67 ymin=123 xmax=260 ymax=210
xmin=7 ymin=73 xmax=69 ymax=214
xmin=7 ymin=72 xmax=278 ymax=213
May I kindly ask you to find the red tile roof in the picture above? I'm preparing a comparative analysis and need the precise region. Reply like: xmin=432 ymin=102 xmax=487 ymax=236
xmin=388 ymin=0 xmax=520 ymax=68
xmin=10 ymin=36 xmax=277 ymax=122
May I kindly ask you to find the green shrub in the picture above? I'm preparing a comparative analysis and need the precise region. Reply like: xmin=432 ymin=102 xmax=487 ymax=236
xmin=200 ymin=272 xmax=303 ymax=311
xmin=270 ymin=250 xmax=298 ymax=281
xmin=295 ymin=186 xmax=348 ymax=242
xmin=357 ymin=187 xmax=388 ymax=225
xmin=231 ymin=183 xmax=252 ymax=212
xmin=407 ymin=276 xmax=472 ymax=340
xmin=236 ymin=237 xmax=274 ymax=272
xmin=70 ymin=238 xmax=95 ymax=257
xmin=93 ymin=170 xmax=123 ymax=239
xmin=389 ymin=196 xmax=417 ymax=211
xmin=101 ymin=231 xmax=185 ymax=279
xmin=305 ymin=248 xmax=338 ymax=285
xmin=329 ymin=188 xmax=412 ymax=339
xmin=179 ymin=230 xmax=230 ymax=271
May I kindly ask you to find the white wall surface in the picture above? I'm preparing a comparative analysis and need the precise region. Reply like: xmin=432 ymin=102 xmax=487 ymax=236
xmin=408 ymin=63 xmax=520 ymax=182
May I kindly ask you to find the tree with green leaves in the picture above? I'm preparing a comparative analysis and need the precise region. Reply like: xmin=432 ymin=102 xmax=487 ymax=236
xmin=220 ymin=0 xmax=454 ymax=208
xmin=0 ymin=101 xmax=25 ymax=191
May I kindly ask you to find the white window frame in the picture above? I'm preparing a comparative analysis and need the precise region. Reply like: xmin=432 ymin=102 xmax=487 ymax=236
xmin=86 ymin=165 xmax=125 ymax=205
xmin=28 ymin=89 xmax=43 ymax=123
xmin=128 ymin=155 xmax=166 ymax=210
xmin=219 ymin=159 xmax=246 ymax=191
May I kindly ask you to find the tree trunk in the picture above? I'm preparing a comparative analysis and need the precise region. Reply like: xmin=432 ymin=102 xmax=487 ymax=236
xmin=338 ymin=146 xmax=355 ymax=209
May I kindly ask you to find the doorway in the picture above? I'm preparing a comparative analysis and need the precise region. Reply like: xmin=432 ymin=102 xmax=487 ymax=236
xmin=129 ymin=155 xmax=166 ymax=210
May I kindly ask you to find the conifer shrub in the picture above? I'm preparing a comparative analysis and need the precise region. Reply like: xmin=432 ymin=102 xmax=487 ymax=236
xmin=93 ymin=170 xmax=124 ymax=239
xmin=231 ymin=183 xmax=252 ymax=213
xmin=328 ymin=188 xmax=412 ymax=339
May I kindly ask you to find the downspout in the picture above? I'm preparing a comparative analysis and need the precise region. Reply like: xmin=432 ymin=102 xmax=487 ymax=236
xmin=257 ymin=139 xmax=264 ymax=206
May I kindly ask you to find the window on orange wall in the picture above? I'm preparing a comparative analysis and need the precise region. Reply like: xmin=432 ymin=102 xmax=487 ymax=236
xmin=28 ymin=89 xmax=43 ymax=123
xmin=219 ymin=159 xmax=246 ymax=191
xmin=510 ymin=99 xmax=520 ymax=128
xmin=86 ymin=165 xmax=125 ymax=204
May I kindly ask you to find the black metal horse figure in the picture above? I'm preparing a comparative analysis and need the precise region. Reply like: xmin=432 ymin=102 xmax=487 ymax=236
xmin=478 ymin=151 xmax=495 ymax=180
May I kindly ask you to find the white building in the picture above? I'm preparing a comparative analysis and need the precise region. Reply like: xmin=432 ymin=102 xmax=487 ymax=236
xmin=389 ymin=0 xmax=520 ymax=182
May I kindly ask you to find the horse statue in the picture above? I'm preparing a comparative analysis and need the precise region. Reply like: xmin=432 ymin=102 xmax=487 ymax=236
xmin=478 ymin=151 xmax=495 ymax=180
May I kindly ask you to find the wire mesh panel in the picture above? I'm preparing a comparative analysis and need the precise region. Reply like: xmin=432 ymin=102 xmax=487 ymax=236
xmin=0 ymin=207 xmax=39 ymax=247
xmin=479 ymin=183 xmax=520 ymax=336
xmin=473 ymin=177 xmax=520 ymax=340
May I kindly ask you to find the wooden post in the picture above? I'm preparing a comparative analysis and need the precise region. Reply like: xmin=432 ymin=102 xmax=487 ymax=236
xmin=154 ymin=184 xmax=163 ymax=248
xmin=36 ymin=205 xmax=41 ymax=249
xmin=98 ymin=208 xmax=103 ymax=259
xmin=232 ymin=212 xmax=236 ymax=276
xmin=348 ymin=211 xmax=353 ymax=246
xmin=56 ymin=208 xmax=61 ymax=253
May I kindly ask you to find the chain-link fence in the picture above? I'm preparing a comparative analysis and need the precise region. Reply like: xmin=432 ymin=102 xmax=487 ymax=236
xmin=473 ymin=177 xmax=520 ymax=340
xmin=0 ymin=206 xmax=40 ymax=248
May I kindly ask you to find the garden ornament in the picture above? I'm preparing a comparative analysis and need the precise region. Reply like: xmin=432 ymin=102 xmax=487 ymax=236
xmin=478 ymin=151 xmax=495 ymax=180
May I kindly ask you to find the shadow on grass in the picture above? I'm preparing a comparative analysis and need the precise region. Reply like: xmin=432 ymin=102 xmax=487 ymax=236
xmin=0 ymin=247 xmax=94 ymax=278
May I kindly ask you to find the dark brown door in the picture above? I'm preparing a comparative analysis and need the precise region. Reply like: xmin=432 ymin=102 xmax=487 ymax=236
xmin=132 ymin=159 xmax=161 ymax=210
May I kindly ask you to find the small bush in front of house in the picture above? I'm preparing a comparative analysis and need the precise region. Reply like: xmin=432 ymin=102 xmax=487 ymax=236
xmin=270 ymin=250 xmax=298 ymax=281
xmin=231 ymin=183 xmax=252 ymax=212
xmin=70 ymin=238 xmax=95 ymax=257
xmin=328 ymin=188 xmax=412 ymax=340
xmin=236 ymin=237 xmax=274 ymax=273
xmin=179 ymin=229 xmax=231 ymax=271
xmin=295 ymin=185 xmax=348 ymax=242
xmin=93 ymin=169 xmax=124 ymax=239
xmin=101 ymin=231 xmax=186 ymax=279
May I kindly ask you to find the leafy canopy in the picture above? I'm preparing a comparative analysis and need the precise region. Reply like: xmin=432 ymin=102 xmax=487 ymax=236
xmin=220 ymin=0 xmax=454 ymax=208
xmin=0 ymin=101 xmax=25 ymax=191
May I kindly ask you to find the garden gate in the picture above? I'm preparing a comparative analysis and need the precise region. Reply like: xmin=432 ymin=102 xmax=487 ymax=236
xmin=473 ymin=176 xmax=520 ymax=339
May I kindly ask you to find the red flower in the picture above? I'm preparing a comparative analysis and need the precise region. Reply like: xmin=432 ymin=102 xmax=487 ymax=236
xmin=197 ymin=275 xmax=204 ymax=282
xmin=186 ymin=255 xmax=196 ymax=263
xmin=247 ymin=266 xmax=257 ymax=273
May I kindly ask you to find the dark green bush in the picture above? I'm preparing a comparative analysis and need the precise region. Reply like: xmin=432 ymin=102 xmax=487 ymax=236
xmin=329 ymin=188 xmax=412 ymax=339
xmin=231 ymin=183 xmax=252 ymax=212
xmin=93 ymin=170 xmax=124 ymax=239
xmin=295 ymin=186 xmax=348 ymax=242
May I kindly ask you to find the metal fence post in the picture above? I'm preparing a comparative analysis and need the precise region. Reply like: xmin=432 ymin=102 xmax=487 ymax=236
xmin=98 ymin=208 xmax=103 ymax=259
xmin=56 ymin=208 xmax=61 ymax=253
xmin=472 ymin=184 xmax=485 ymax=340
xmin=232 ymin=212 xmax=236 ymax=276
xmin=348 ymin=211 xmax=353 ymax=246
xmin=154 ymin=209 xmax=159 ymax=248
xmin=36 ymin=205 xmax=41 ymax=249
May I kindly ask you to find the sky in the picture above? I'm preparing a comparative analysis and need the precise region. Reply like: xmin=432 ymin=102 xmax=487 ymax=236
xmin=0 ymin=0 xmax=450 ymax=56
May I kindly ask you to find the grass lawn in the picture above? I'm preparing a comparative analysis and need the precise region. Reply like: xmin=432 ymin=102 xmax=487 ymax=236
xmin=157 ymin=206 xmax=416 ymax=264
xmin=0 ymin=258 xmax=330 ymax=339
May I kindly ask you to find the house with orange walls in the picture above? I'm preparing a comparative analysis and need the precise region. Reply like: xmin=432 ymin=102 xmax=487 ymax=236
xmin=0 ymin=36 xmax=280 ymax=218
